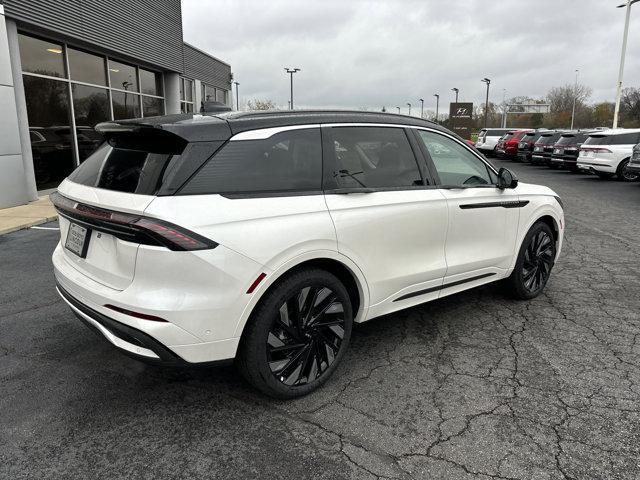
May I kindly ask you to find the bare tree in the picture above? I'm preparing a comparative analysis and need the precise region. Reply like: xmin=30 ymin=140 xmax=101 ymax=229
xmin=246 ymin=99 xmax=277 ymax=111
xmin=547 ymin=84 xmax=592 ymax=114
xmin=621 ymin=87 xmax=640 ymax=127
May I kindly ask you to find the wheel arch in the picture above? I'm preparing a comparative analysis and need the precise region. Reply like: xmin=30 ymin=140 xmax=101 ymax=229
xmin=510 ymin=202 xmax=564 ymax=271
xmin=232 ymin=251 xmax=370 ymax=339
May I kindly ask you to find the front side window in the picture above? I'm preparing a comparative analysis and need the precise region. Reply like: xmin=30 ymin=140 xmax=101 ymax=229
xmin=180 ymin=128 xmax=322 ymax=195
xmin=330 ymin=127 xmax=423 ymax=189
xmin=417 ymin=130 xmax=495 ymax=187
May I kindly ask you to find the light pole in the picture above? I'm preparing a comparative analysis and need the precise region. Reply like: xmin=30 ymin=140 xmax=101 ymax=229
xmin=613 ymin=0 xmax=638 ymax=128
xmin=233 ymin=81 xmax=240 ymax=111
xmin=501 ymin=89 xmax=507 ymax=128
xmin=407 ymin=102 xmax=412 ymax=116
xmin=396 ymin=106 xmax=400 ymax=113
xmin=419 ymin=98 xmax=424 ymax=118
xmin=481 ymin=78 xmax=491 ymax=128
xmin=451 ymin=87 xmax=459 ymax=103
xmin=434 ymin=94 xmax=439 ymax=123
xmin=284 ymin=67 xmax=300 ymax=110
xmin=451 ymin=88 xmax=459 ymax=130
xmin=570 ymin=70 xmax=579 ymax=130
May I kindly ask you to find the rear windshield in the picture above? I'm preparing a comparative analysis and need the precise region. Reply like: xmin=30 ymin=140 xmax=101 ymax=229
xmin=583 ymin=135 xmax=610 ymax=146
xmin=68 ymin=135 xmax=223 ymax=195
xmin=536 ymin=133 xmax=562 ymax=145
xmin=501 ymin=133 xmax=514 ymax=140
xmin=485 ymin=129 xmax=507 ymax=136
xmin=556 ymin=135 xmax=577 ymax=146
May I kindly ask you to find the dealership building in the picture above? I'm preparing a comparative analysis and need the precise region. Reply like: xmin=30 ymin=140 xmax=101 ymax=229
xmin=0 ymin=0 xmax=232 ymax=208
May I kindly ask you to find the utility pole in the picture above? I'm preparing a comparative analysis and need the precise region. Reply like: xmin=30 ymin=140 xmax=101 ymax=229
xmin=407 ymin=103 xmax=412 ymax=116
xmin=481 ymin=78 xmax=491 ymax=128
xmin=419 ymin=98 xmax=424 ymax=118
xmin=233 ymin=81 xmax=239 ymax=111
xmin=570 ymin=70 xmax=579 ymax=130
xmin=613 ymin=0 xmax=638 ymax=128
xmin=434 ymin=94 xmax=439 ymax=124
xmin=501 ymin=89 xmax=507 ymax=128
xmin=451 ymin=88 xmax=459 ymax=130
xmin=396 ymin=106 xmax=400 ymax=113
xmin=284 ymin=67 xmax=300 ymax=110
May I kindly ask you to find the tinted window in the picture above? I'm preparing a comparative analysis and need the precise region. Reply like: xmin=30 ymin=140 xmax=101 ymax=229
xmin=181 ymin=128 xmax=322 ymax=195
xmin=68 ymin=48 xmax=106 ymax=86
xmin=556 ymin=135 xmax=577 ymax=146
xmin=112 ymin=91 xmax=140 ymax=119
xmin=417 ymin=130 xmax=494 ymax=187
xmin=610 ymin=133 xmax=640 ymax=145
xmin=71 ymin=84 xmax=109 ymax=161
xmin=18 ymin=34 xmax=65 ymax=78
xmin=487 ymin=129 xmax=507 ymax=136
xmin=142 ymin=96 xmax=164 ymax=117
xmin=140 ymin=69 xmax=162 ymax=96
xmin=584 ymin=135 xmax=610 ymax=146
xmin=109 ymin=60 xmax=138 ymax=92
xmin=330 ymin=127 xmax=423 ymax=189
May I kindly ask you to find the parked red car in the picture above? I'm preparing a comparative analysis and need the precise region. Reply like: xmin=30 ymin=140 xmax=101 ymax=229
xmin=496 ymin=129 xmax=532 ymax=159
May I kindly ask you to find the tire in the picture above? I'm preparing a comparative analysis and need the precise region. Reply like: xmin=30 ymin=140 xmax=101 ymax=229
xmin=616 ymin=159 xmax=640 ymax=182
xmin=236 ymin=268 xmax=353 ymax=398
xmin=504 ymin=222 xmax=556 ymax=300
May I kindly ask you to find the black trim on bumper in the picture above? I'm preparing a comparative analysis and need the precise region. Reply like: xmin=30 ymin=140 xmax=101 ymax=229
xmin=56 ymin=282 xmax=230 ymax=367
xmin=626 ymin=163 xmax=640 ymax=173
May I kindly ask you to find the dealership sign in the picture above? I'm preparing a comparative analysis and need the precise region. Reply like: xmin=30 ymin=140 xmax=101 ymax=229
xmin=449 ymin=102 xmax=474 ymax=140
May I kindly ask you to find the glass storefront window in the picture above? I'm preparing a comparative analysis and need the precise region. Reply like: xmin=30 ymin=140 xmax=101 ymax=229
xmin=202 ymin=84 xmax=215 ymax=102
xmin=112 ymin=91 xmax=140 ymax=119
xmin=180 ymin=102 xmax=194 ymax=113
xmin=72 ymin=84 xmax=109 ymax=161
xmin=23 ymin=75 xmax=75 ymax=190
xmin=142 ymin=96 xmax=164 ymax=117
xmin=216 ymin=89 xmax=227 ymax=104
xmin=68 ymin=48 xmax=107 ymax=86
xmin=18 ymin=34 xmax=66 ymax=78
xmin=109 ymin=60 xmax=138 ymax=92
xmin=140 ymin=69 xmax=162 ymax=96
xmin=180 ymin=78 xmax=193 ymax=102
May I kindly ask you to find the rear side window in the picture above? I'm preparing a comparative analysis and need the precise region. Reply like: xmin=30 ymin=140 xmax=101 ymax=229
xmin=180 ymin=128 xmax=322 ymax=195
xmin=610 ymin=132 xmax=640 ymax=145
xmin=329 ymin=127 xmax=424 ymax=189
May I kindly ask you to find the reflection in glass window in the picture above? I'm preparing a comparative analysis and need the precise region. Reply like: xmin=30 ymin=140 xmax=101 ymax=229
xmin=180 ymin=102 xmax=194 ymax=114
xmin=331 ymin=127 xmax=424 ymax=189
xmin=180 ymin=78 xmax=193 ymax=101
xmin=68 ymin=48 xmax=106 ymax=86
xmin=23 ymin=75 xmax=75 ymax=189
xmin=112 ymin=91 xmax=140 ymax=119
xmin=72 ymin=84 xmax=109 ymax=161
xmin=142 ymin=96 xmax=164 ymax=117
xmin=417 ymin=130 xmax=494 ymax=187
xmin=202 ymin=84 xmax=215 ymax=102
xmin=216 ymin=89 xmax=227 ymax=104
xmin=18 ymin=34 xmax=66 ymax=78
xmin=140 ymin=69 xmax=162 ymax=96
xmin=109 ymin=60 xmax=138 ymax=92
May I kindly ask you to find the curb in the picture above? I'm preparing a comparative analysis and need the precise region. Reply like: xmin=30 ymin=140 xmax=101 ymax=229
xmin=0 ymin=215 xmax=58 ymax=236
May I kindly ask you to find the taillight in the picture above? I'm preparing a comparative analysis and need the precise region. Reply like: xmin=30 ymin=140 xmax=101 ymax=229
xmin=50 ymin=192 xmax=218 ymax=251
xmin=104 ymin=304 xmax=168 ymax=322
xmin=582 ymin=147 xmax=612 ymax=154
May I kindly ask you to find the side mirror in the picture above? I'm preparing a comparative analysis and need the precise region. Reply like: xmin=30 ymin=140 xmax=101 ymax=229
xmin=497 ymin=167 xmax=518 ymax=189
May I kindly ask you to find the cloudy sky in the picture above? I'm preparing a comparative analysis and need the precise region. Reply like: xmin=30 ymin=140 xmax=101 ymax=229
xmin=182 ymin=0 xmax=640 ymax=113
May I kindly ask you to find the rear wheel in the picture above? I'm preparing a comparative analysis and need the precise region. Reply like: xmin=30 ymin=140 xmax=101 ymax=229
xmin=236 ymin=268 xmax=353 ymax=398
xmin=617 ymin=159 xmax=639 ymax=182
xmin=504 ymin=222 xmax=556 ymax=300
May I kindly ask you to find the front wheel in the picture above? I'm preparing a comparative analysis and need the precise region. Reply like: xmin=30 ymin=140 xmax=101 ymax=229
xmin=236 ymin=268 xmax=353 ymax=398
xmin=504 ymin=222 xmax=556 ymax=300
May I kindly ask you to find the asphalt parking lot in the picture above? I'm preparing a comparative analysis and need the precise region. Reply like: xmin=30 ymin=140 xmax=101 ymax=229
xmin=2 ymin=159 xmax=640 ymax=480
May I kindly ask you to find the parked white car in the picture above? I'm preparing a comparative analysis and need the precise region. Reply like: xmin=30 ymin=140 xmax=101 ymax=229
xmin=475 ymin=128 xmax=512 ymax=155
xmin=51 ymin=111 xmax=564 ymax=398
xmin=577 ymin=129 xmax=640 ymax=181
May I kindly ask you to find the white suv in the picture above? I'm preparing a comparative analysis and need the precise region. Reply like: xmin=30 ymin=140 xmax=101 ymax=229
xmin=475 ymin=128 xmax=512 ymax=155
xmin=51 ymin=111 xmax=564 ymax=398
xmin=577 ymin=129 xmax=640 ymax=181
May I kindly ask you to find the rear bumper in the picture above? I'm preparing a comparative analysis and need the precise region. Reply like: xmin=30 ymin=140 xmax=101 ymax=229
xmin=551 ymin=155 xmax=579 ymax=167
xmin=576 ymin=160 xmax=616 ymax=173
xmin=531 ymin=154 xmax=550 ymax=164
xmin=56 ymin=282 xmax=194 ymax=365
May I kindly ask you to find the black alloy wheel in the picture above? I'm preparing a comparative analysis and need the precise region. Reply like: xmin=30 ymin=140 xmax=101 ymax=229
xmin=237 ymin=268 xmax=353 ymax=398
xmin=521 ymin=230 xmax=555 ymax=294
xmin=504 ymin=222 xmax=556 ymax=300
xmin=267 ymin=286 xmax=346 ymax=386
xmin=618 ymin=159 xmax=640 ymax=182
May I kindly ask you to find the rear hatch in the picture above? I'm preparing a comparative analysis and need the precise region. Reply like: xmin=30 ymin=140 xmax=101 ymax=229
xmin=53 ymin=120 xmax=228 ymax=290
